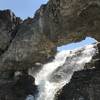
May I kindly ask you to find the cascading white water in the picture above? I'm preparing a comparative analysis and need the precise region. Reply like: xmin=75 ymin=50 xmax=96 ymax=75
xmin=28 ymin=43 xmax=98 ymax=100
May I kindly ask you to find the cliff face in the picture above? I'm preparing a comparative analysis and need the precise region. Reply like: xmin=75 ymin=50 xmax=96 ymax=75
xmin=0 ymin=0 xmax=100 ymax=72
xmin=0 ymin=10 xmax=21 ymax=53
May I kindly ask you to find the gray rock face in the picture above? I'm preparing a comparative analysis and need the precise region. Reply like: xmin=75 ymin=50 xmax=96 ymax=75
xmin=0 ymin=72 xmax=38 ymax=100
xmin=0 ymin=17 xmax=56 ymax=71
xmin=0 ymin=9 xmax=21 ymax=54
xmin=34 ymin=0 xmax=100 ymax=44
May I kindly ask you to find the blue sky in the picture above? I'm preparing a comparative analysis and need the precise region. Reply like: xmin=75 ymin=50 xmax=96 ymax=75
xmin=0 ymin=0 xmax=48 ymax=19
xmin=57 ymin=37 xmax=97 ymax=51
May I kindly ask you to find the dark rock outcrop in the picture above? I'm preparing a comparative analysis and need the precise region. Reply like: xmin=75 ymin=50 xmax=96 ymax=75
xmin=33 ymin=0 xmax=100 ymax=44
xmin=0 ymin=9 xmax=56 ymax=72
xmin=0 ymin=9 xmax=22 ymax=54
xmin=57 ymin=69 xmax=100 ymax=100
xmin=0 ymin=72 xmax=38 ymax=100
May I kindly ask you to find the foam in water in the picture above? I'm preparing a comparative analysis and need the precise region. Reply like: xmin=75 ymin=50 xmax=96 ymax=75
xmin=28 ymin=43 xmax=97 ymax=100
xmin=26 ymin=95 xmax=35 ymax=100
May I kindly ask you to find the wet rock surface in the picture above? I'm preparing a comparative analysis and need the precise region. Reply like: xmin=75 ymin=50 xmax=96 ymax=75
xmin=57 ymin=69 xmax=100 ymax=100
xmin=0 ymin=9 xmax=56 ymax=71
xmin=0 ymin=9 xmax=21 ymax=54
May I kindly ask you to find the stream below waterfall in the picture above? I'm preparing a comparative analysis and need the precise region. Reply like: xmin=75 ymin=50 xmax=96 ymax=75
xmin=27 ymin=43 xmax=98 ymax=100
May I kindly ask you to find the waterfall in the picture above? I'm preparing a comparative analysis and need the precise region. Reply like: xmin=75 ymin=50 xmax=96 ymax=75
xmin=28 ymin=43 xmax=97 ymax=100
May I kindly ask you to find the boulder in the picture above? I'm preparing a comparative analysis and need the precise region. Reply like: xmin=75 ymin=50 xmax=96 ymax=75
xmin=0 ymin=72 xmax=38 ymax=100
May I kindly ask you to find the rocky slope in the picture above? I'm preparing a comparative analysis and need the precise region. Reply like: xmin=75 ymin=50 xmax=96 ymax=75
xmin=0 ymin=71 xmax=38 ymax=100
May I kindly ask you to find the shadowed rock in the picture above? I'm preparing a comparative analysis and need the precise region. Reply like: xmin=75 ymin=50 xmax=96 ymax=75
xmin=0 ymin=9 xmax=22 ymax=54
xmin=0 ymin=72 xmax=38 ymax=100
